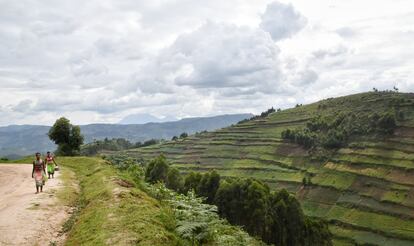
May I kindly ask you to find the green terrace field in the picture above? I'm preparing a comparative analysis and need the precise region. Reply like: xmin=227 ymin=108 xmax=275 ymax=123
xmin=120 ymin=92 xmax=414 ymax=245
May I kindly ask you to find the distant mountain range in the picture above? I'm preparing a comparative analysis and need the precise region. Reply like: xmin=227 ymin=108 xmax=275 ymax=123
xmin=118 ymin=113 xmax=178 ymax=124
xmin=0 ymin=114 xmax=252 ymax=158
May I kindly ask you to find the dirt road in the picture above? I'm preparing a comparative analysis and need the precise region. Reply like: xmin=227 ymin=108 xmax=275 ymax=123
xmin=0 ymin=164 xmax=69 ymax=246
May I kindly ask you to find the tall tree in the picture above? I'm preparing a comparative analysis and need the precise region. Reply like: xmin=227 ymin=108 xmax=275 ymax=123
xmin=48 ymin=117 xmax=84 ymax=156
xmin=197 ymin=170 xmax=221 ymax=204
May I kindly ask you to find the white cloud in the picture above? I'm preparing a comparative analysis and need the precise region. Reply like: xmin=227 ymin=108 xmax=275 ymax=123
xmin=0 ymin=0 xmax=413 ymax=126
xmin=260 ymin=1 xmax=307 ymax=41
xmin=167 ymin=22 xmax=283 ymax=94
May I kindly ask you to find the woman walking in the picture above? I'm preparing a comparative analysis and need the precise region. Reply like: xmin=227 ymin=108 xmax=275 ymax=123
xmin=45 ymin=151 xmax=58 ymax=179
xmin=32 ymin=152 xmax=46 ymax=194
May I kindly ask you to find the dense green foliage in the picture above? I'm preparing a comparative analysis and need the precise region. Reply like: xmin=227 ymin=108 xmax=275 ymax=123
xmin=108 ymin=155 xmax=264 ymax=245
xmin=216 ymin=178 xmax=331 ymax=246
xmin=282 ymin=111 xmax=398 ymax=149
xmin=183 ymin=172 xmax=202 ymax=193
xmin=148 ymin=184 xmax=264 ymax=245
xmin=197 ymin=171 xmax=221 ymax=204
xmin=144 ymin=156 xmax=221 ymax=204
xmin=142 ymin=155 xmax=332 ymax=245
xmin=81 ymin=138 xmax=134 ymax=155
xmin=145 ymin=155 xmax=170 ymax=183
xmin=48 ymin=117 xmax=84 ymax=156
xmin=81 ymin=137 xmax=159 ymax=155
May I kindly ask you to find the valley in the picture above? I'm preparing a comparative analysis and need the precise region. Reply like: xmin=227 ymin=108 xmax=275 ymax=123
xmin=0 ymin=114 xmax=251 ymax=158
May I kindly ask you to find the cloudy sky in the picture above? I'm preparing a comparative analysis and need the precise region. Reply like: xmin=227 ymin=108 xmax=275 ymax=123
xmin=0 ymin=0 xmax=413 ymax=126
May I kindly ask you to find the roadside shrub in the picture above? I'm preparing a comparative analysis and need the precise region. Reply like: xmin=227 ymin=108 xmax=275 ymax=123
xmin=145 ymin=155 xmax=169 ymax=183
xmin=166 ymin=167 xmax=183 ymax=191
xmin=107 ymin=155 xmax=263 ymax=245
xmin=183 ymin=172 xmax=203 ymax=194
xmin=147 ymin=184 xmax=264 ymax=245
xmin=107 ymin=155 xmax=142 ymax=170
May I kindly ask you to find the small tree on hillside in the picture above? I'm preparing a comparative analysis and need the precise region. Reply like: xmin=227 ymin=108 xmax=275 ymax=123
xmin=48 ymin=117 xmax=84 ymax=156
xmin=377 ymin=113 xmax=397 ymax=134
xmin=166 ymin=167 xmax=183 ymax=191
xmin=145 ymin=155 xmax=169 ymax=183
xmin=393 ymin=86 xmax=399 ymax=92
xmin=197 ymin=170 xmax=221 ymax=204
xmin=183 ymin=172 xmax=203 ymax=194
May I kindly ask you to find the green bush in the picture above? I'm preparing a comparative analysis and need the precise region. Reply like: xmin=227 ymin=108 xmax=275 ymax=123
xmin=183 ymin=172 xmax=203 ymax=194
xmin=282 ymin=111 xmax=398 ymax=149
xmin=147 ymin=184 xmax=264 ymax=245
xmin=197 ymin=170 xmax=220 ymax=204
xmin=166 ymin=167 xmax=183 ymax=191
xmin=81 ymin=138 xmax=137 ymax=156
xmin=281 ymin=128 xmax=315 ymax=149
xmin=216 ymin=178 xmax=332 ymax=246
xmin=145 ymin=155 xmax=169 ymax=183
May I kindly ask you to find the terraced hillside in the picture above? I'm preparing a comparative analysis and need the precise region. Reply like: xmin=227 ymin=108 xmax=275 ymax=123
xmin=122 ymin=92 xmax=414 ymax=245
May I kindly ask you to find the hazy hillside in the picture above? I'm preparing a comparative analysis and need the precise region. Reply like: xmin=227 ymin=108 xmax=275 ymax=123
xmin=0 ymin=114 xmax=252 ymax=158
xmin=118 ymin=113 xmax=178 ymax=124
xmin=122 ymin=92 xmax=414 ymax=246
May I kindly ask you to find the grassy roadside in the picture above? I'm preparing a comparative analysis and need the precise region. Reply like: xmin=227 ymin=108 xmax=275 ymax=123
xmin=59 ymin=156 xmax=182 ymax=246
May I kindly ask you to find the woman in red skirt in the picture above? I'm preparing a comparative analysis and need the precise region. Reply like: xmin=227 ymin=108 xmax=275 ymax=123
xmin=32 ymin=152 xmax=46 ymax=194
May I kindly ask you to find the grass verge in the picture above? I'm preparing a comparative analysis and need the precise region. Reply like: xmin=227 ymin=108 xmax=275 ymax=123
xmin=59 ymin=157 xmax=182 ymax=246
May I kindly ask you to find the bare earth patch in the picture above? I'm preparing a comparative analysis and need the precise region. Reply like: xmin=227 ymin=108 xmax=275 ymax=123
xmin=0 ymin=164 xmax=72 ymax=246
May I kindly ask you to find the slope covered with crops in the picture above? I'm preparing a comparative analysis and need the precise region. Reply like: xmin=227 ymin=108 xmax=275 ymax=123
xmin=121 ymin=91 xmax=414 ymax=245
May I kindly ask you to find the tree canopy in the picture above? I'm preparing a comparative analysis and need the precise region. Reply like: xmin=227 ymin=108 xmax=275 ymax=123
xmin=48 ymin=117 xmax=84 ymax=156
xmin=142 ymin=155 xmax=333 ymax=245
